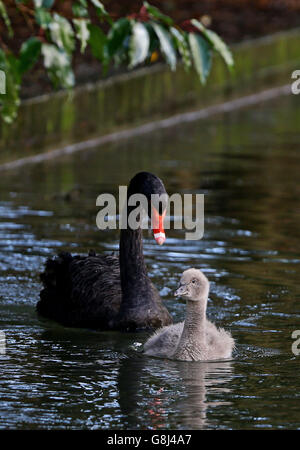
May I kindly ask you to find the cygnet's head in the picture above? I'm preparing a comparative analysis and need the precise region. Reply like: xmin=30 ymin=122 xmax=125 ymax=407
xmin=174 ymin=268 xmax=209 ymax=301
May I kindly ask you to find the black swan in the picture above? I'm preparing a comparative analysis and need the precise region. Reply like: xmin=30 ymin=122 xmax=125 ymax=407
xmin=37 ymin=172 xmax=173 ymax=330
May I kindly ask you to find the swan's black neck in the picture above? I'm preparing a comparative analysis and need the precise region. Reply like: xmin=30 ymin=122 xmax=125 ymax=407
xmin=115 ymin=172 xmax=172 ymax=330
xmin=119 ymin=227 xmax=150 ymax=309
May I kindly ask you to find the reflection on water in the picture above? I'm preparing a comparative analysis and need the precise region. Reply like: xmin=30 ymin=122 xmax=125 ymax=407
xmin=118 ymin=355 xmax=233 ymax=429
xmin=0 ymin=94 xmax=300 ymax=429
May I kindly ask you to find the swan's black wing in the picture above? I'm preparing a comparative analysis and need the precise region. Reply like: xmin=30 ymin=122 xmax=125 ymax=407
xmin=37 ymin=251 xmax=121 ymax=328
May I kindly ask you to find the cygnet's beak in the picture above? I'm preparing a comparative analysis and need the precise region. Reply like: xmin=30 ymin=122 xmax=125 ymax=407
xmin=174 ymin=285 xmax=188 ymax=297
xmin=152 ymin=207 xmax=166 ymax=245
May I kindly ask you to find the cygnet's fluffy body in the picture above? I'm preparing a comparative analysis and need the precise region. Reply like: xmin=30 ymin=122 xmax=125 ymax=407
xmin=144 ymin=269 xmax=234 ymax=361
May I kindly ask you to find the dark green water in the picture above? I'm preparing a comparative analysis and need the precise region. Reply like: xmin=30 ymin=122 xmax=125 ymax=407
xmin=0 ymin=94 xmax=299 ymax=429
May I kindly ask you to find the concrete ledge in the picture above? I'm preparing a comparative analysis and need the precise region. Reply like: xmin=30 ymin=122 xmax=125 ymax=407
xmin=0 ymin=28 xmax=299 ymax=164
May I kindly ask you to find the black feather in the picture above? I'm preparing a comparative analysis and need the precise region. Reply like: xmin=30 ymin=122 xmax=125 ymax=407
xmin=37 ymin=172 xmax=173 ymax=331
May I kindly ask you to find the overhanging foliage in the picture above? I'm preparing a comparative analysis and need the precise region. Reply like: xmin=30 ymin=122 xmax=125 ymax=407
xmin=0 ymin=1 xmax=234 ymax=123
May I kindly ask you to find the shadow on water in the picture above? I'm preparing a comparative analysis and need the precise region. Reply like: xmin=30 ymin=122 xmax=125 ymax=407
xmin=0 ymin=94 xmax=300 ymax=429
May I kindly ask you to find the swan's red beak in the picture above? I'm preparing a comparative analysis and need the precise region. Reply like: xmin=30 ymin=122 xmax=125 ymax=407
xmin=152 ymin=207 xmax=166 ymax=245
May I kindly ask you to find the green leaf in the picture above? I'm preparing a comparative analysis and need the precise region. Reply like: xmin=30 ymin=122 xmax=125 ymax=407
xmin=88 ymin=24 xmax=106 ymax=60
xmin=191 ymin=19 xmax=234 ymax=71
xmin=170 ymin=27 xmax=191 ymax=71
xmin=6 ymin=53 xmax=22 ymax=85
xmin=73 ymin=19 xmax=90 ymax=53
xmin=129 ymin=22 xmax=150 ymax=68
xmin=33 ymin=0 xmax=54 ymax=8
xmin=89 ymin=0 xmax=106 ymax=14
xmin=0 ymin=0 xmax=13 ymax=37
xmin=0 ymin=50 xmax=21 ymax=124
xmin=72 ymin=0 xmax=89 ymax=18
xmin=188 ymin=32 xmax=212 ymax=84
xmin=49 ymin=13 xmax=75 ymax=54
xmin=89 ymin=0 xmax=112 ymax=24
xmin=143 ymin=2 xmax=173 ymax=26
xmin=35 ymin=7 xmax=52 ymax=28
xmin=41 ymin=43 xmax=74 ymax=89
xmin=151 ymin=22 xmax=176 ymax=71
xmin=105 ymin=18 xmax=131 ymax=63
xmin=19 ymin=37 xmax=41 ymax=75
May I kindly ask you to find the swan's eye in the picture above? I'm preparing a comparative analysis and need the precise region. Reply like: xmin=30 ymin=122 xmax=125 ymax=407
xmin=192 ymin=279 xmax=197 ymax=284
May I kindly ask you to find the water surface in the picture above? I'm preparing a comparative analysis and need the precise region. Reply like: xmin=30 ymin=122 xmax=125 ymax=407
xmin=0 ymin=94 xmax=300 ymax=429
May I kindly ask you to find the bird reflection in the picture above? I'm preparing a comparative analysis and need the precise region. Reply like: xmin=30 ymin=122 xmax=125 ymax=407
xmin=172 ymin=360 xmax=233 ymax=429
xmin=117 ymin=353 xmax=233 ymax=429
xmin=35 ymin=329 xmax=233 ymax=429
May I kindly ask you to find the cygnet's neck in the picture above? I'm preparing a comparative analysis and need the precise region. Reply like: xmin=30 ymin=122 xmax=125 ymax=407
xmin=173 ymin=295 xmax=208 ymax=360
xmin=183 ymin=297 xmax=207 ymax=338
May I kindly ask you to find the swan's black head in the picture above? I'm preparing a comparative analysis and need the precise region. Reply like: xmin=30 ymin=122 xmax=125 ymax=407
xmin=127 ymin=172 xmax=168 ymax=245
xmin=128 ymin=172 xmax=167 ymax=202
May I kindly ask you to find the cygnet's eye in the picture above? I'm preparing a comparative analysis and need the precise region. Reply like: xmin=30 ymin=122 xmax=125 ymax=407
xmin=191 ymin=279 xmax=197 ymax=284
